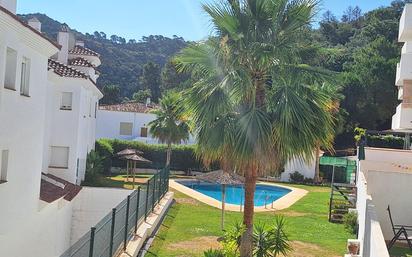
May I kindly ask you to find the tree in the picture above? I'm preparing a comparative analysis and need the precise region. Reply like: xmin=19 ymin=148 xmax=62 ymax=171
xmin=176 ymin=1 xmax=335 ymax=256
xmin=100 ymin=85 xmax=121 ymax=105
xmin=148 ymin=92 xmax=191 ymax=167
xmin=140 ymin=62 xmax=162 ymax=102
xmin=161 ymin=60 xmax=191 ymax=91
xmin=132 ymin=89 xmax=152 ymax=103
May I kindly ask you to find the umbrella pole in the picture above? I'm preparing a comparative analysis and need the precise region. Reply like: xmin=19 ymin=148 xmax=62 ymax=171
xmin=221 ymin=184 xmax=226 ymax=230
xmin=126 ymin=161 xmax=129 ymax=186
xmin=133 ymin=161 xmax=136 ymax=189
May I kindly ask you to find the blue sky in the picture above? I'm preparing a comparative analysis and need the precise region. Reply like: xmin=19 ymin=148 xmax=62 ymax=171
xmin=17 ymin=0 xmax=393 ymax=41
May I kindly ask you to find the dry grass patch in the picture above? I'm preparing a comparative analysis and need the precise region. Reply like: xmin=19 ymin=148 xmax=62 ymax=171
xmin=175 ymin=198 xmax=200 ymax=205
xmin=286 ymin=241 xmax=340 ymax=257
xmin=168 ymin=236 xmax=221 ymax=254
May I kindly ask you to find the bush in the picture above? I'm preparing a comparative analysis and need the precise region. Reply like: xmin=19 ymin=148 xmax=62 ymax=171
xmin=343 ymin=211 xmax=358 ymax=235
xmin=95 ymin=139 xmax=215 ymax=172
xmin=203 ymin=249 xmax=225 ymax=257
xmin=289 ymin=171 xmax=304 ymax=183
xmin=355 ymin=127 xmax=404 ymax=149
xmin=84 ymin=150 xmax=104 ymax=184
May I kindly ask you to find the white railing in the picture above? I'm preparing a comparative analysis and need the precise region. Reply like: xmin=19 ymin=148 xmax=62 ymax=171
xmin=356 ymin=171 xmax=389 ymax=257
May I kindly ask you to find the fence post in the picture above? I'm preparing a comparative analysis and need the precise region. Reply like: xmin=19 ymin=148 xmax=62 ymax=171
xmin=89 ymin=227 xmax=96 ymax=257
xmin=134 ymin=187 xmax=141 ymax=234
xmin=145 ymin=179 xmax=150 ymax=221
xmin=152 ymin=173 xmax=156 ymax=211
xmin=123 ymin=195 xmax=130 ymax=251
xmin=109 ymin=208 xmax=116 ymax=257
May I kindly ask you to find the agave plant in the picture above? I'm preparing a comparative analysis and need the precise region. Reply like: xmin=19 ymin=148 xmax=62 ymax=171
xmin=204 ymin=249 xmax=225 ymax=257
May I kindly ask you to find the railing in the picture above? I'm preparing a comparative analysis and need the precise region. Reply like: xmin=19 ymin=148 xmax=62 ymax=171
xmin=60 ymin=168 xmax=170 ymax=257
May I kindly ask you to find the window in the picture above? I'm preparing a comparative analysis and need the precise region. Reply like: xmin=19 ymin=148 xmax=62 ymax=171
xmin=20 ymin=57 xmax=30 ymax=96
xmin=4 ymin=47 xmax=17 ymax=90
xmin=140 ymin=127 xmax=148 ymax=138
xmin=0 ymin=150 xmax=9 ymax=182
xmin=60 ymin=92 xmax=73 ymax=110
xmin=49 ymin=146 xmax=69 ymax=169
xmin=119 ymin=122 xmax=133 ymax=136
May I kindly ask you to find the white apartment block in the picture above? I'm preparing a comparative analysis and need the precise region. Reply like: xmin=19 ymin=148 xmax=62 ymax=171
xmin=44 ymin=25 xmax=103 ymax=185
xmin=97 ymin=102 xmax=197 ymax=145
xmin=0 ymin=1 xmax=128 ymax=257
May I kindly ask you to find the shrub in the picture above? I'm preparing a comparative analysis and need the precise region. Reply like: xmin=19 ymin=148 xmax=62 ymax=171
xmin=203 ymin=249 xmax=225 ymax=257
xmin=289 ymin=171 xmax=304 ymax=183
xmin=343 ymin=211 xmax=358 ymax=235
xmin=95 ymin=139 xmax=215 ymax=172
xmin=354 ymin=127 xmax=404 ymax=149
xmin=220 ymin=217 xmax=292 ymax=257
xmin=84 ymin=150 xmax=104 ymax=183
xmin=303 ymin=177 xmax=314 ymax=184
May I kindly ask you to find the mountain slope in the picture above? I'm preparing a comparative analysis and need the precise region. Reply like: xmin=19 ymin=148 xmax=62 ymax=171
xmin=18 ymin=13 xmax=188 ymax=97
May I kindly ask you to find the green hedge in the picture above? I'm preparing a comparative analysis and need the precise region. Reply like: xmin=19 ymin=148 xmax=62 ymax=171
xmin=95 ymin=139 xmax=208 ymax=172
xmin=366 ymin=135 xmax=404 ymax=149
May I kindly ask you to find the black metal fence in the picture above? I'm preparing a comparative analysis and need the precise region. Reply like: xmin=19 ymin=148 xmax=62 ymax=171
xmin=60 ymin=168 xmax=170 ymax=257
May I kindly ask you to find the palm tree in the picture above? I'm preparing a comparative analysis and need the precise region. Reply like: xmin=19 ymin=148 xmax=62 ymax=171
xmin=148 ymin=92 xmax=191 ymax=168
xmin=175 ymin=1 xmax=336 ymax=256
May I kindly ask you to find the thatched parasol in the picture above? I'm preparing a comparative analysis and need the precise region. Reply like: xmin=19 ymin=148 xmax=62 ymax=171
xmin=116 ymin=148 xmax=144 ymax=156
xmin=196 ymin=170 xmax=244 ymax=230
xmin=117 ymin=149 xmax=151 ymax=189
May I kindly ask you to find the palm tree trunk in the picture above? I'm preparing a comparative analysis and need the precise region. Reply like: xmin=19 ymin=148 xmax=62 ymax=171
xmin=240 ymin=165 xmax=258 ymax=257
xmin=166 ymin=142 xmax=172 ymax=168
xmin=314 ymin=145 xmax=321 ymax=183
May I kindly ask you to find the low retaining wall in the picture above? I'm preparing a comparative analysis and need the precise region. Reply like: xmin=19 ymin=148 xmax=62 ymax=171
xmin=119 ymin=192 xmax=174 ymax=257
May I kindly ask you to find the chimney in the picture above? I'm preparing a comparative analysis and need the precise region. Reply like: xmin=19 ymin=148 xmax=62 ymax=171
xmin=75 ymin=41 xmax=85 ymax=48
xmin=0 ymin=0 xmax=17 ymax=14
xmin=28 ymin=17 xmax=41 ymax=32
xmin=57 ymin=24 xmax=70 ymax=64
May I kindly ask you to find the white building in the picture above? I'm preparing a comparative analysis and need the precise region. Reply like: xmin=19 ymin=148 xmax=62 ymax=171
xmin=97 ymin=102 xmax=196 ymax=145
xmin=44 ymin=25 xmax=103 ymax=185
xmin=0 ymin=2 xmax=128 ymax=257
xmin=0 ymin=1 xmax=75 ymax=256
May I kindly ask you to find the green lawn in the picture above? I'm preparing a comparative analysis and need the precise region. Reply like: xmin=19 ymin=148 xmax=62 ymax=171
xmin=82 ymin=173 xmax=153 ymax=189
xmin=147 ymin=183 xmax=353 ymax=257
xmin=391 ymin=246 xmax=412 ymax=257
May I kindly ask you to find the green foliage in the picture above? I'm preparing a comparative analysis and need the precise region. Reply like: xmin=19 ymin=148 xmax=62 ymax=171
xmin=100 ymin=85 xmax=121 ymax=105
xmin=203 ymin=249 xmax=225 ymax=257
xmin=161 ymin=60 xmax=191 ymax=92
xmin=354 ymin=127 xmax=405 ymax=149
xmin=140 ymin=62 xmax=162 ymax=102
xmin=343 ymin=212 xmax=358 ymax=235
xmin=95 ymin=140 xmax=113 ymax=174
xmin=84 ymin=150 xmax=104 ymax=183
xmin=289 ymin=172 xmax=305 ymax=184
xmin=218 ymin=218 xmax=292 ymax=257
xmin=95 ymin=139 xmax=207 ymax=171
xmin=132 ymin=89 xmax=152 ymax=103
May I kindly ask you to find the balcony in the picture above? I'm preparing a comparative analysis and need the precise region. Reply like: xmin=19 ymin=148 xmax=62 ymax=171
xmin=392 ymin=103 xmax=412 ymax=131
xmin=395 ymin=53 xmax=412 ymax=85
xmin=399 ymin=4 xmax=412 ymax=42
xmin=399 ymin=86 xmax=404 ymax=100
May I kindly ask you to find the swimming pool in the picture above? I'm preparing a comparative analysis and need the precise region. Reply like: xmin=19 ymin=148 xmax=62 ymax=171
xmin=176 ymin=180 xmax=291 ymax=207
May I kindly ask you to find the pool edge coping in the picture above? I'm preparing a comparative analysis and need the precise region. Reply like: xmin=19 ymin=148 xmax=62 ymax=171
xmin=169 ymin=179 xmax=308 ymax=212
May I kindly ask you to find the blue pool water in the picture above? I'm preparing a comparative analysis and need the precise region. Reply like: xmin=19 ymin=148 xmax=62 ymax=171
xmin=177 ymin=180 xmax=291 ymax=207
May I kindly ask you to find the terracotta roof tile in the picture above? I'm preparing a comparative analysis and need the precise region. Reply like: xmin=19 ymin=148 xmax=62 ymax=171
xmin=48 ymin=59 xmax=88 ymax=79
xmin=40 ymin=173 xmax=82 ymax=203
xmin=0 ymin=6 xmax=61 ymax=50
xmin=69 ymin=45 xmax=100 ymax=57
xmin=99 ymin=102 xmax=157 ymax=113
xmin=69 ymin=57 xmax=94 ymax=67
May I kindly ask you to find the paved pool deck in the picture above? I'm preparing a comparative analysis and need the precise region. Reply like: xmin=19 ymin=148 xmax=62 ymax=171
xmin=169 ymin=179 xmax=308 ymax=212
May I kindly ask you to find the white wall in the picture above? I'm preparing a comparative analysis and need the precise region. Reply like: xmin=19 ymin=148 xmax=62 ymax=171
xmin=45 ymin=74 xmax=100 ymax=184
xmin=0 ymin=11 xmax=74 ymax=257
xmin=280 ymin=155 xmax=317 ymax=182
xmin=359 ymin=148 xmax=412 ymax=240
xmin=70 ymin=187 xmax=131 ymax=244
xmin=96 ymin=109 xmax=196 ymax=145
